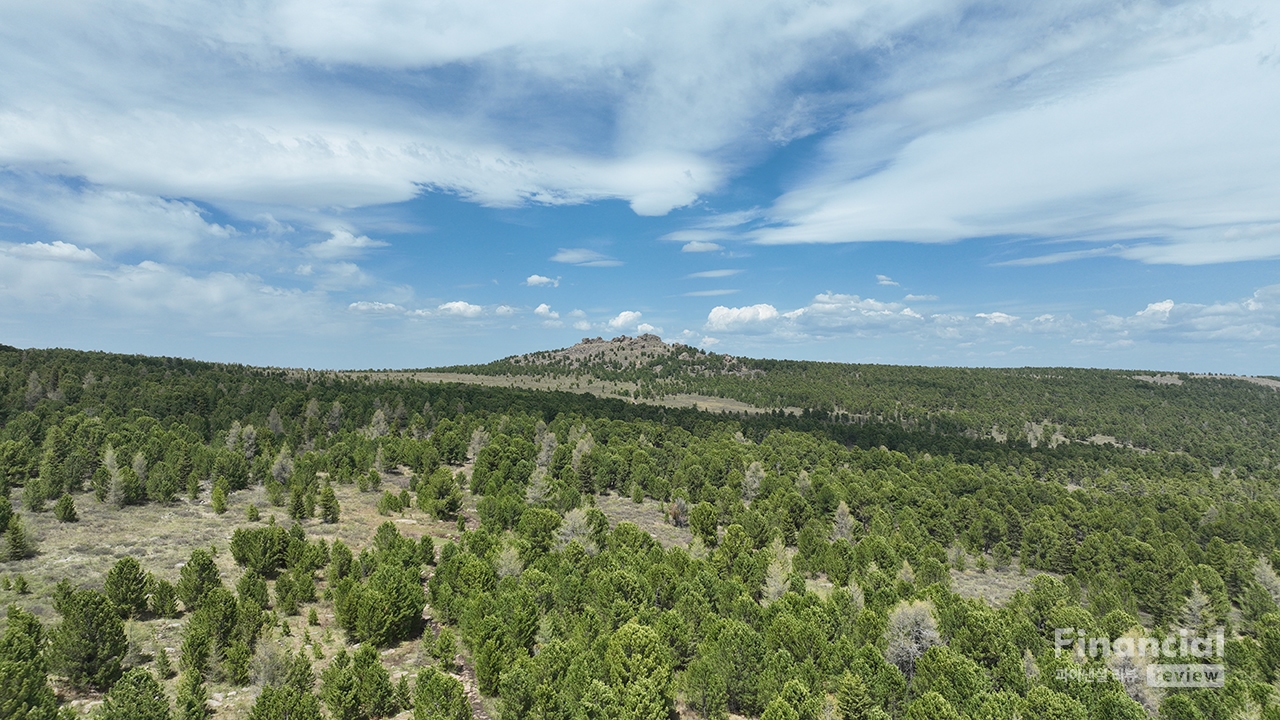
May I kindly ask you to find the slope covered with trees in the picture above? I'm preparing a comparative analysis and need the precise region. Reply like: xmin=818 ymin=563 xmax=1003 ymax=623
xmin=0 ymin=342 xmax=1278 ymax=720
xmin=440 ymin=335 xmax=1280 ymax=471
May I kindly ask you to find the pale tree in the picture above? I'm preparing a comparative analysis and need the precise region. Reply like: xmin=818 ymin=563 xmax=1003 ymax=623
xmin=368 ymin=410 xmax=390 ymax=439
xmin=468 ymin=427 xmax=490 ymax=460
xmin=132 ymin=451 xmax=148 ymax=486
xmin=241 ymin=425 xmax=257 ymax=460
xmin=225 ymin=421 xmax=242 ymax=452
xmin=266 ymin=408 xmax=285 ymax=435
xmin=495 ymin=543 xmax=523 ymax=579
xmin=1180 ymin=580 xmax=1215 ymax=633
xmin=557 ymin=508 xmax=598 ymax=555
xmin=833 ymin=501 xmax=855 ymax=542
xmin=1255 ymin=556 xmax=1280 ymax=606
xmin=742 ymin=461 xmax=764 ymax=502
xmin=884 ymin=600 xmax=941 ymax=678
xmin=271 ymin=445 xmax=294 ymax=484
xmin=326 ymin=402 xmax=343 ymax=434
xmin=763 ymin=537 xmax=791 ymax=604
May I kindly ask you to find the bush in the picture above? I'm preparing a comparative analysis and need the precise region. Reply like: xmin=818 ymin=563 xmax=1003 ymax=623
xmin=178 ymin=548 xmax=223 ymax=611
xmin=54 ymin=493 xmax=78 ymax=522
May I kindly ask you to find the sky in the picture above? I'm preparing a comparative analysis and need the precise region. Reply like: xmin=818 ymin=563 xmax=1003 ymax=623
xmin=1 ymin=0 xmax=1279 ymax=374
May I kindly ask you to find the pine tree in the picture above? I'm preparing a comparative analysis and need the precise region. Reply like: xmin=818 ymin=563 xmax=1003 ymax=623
xmin=50 ymin=589 xmax=127 ymax=691
xmin=837 ymin=673 xmax=873 ymax=720
xmin=150 ymin=578 xmax=179 ymax=618
xmin=434 ymin=627 xmax=457 ymax=671
xmin=211 ymin=482 xmax=228 ymax=515
xmin=320 ymin=483 xmax=340 ymax=524
xmin=5 ymin=514 xmax=33 ymax=560
xmin=175 ymin=671 xmax=210 ymax=720
xmin=249 ymin=685 xmax=323 ymax=720
xmin=154 ymin=647 xmax=174 ymax=679
xmin=104 ymin=556 xmax=150 ymax=618
xmin=413 ymin=666 xmax=471 ymax=720
xmin=177 ymin=548 xmax=223 ymax=611
xmin=53 ymin=493 xmax=77 ymax=522
xmin=98 ymin=668 xmax=171 ymax=720
xmin=0 ymin=605 xmax=57 ymax=720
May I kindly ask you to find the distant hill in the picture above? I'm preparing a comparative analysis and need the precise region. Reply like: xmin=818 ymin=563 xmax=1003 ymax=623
xmin=434 ymin=334 xmax=1280 ymax=469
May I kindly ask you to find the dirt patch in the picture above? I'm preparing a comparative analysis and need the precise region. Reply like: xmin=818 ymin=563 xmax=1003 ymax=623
xmin=949 ymin=567 xmax=1048 ymax=607
xmin=591 ymin=494 xmax=692 ymax=549
xmin=1190 ymin=374 xmax=1280 ymax=390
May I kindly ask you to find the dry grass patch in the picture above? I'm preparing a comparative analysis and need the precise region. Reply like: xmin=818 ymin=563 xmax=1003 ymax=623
xmin=591 ymin=494 xmax=692 ymax=549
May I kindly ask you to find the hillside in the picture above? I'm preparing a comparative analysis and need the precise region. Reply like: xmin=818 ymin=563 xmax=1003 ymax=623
xmin=1 ymin=343 xmax=1279 ymax=720
xmin=435 ymin=335 xmax=1280 ymax=471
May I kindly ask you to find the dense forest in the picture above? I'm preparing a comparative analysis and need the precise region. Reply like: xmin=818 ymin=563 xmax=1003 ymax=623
xmin=1 ymin=343 xmax=1280 ymax=720
xmin=442 ymin=336 xmax=1280 ymax=472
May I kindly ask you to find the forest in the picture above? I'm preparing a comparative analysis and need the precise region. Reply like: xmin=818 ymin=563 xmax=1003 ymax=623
xmin=1 ymin=342 xmax=1279 ymax=720
xmin=443 ymin=336 xmax=1280 ymax=472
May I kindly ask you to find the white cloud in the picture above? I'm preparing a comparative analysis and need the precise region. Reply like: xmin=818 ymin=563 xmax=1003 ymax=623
xmin=705 ymin=304 xmax=780 ymax=331
xmin=904 ymin=294 xmax=937 ymax=301
xmin=876 ymin=275 xmax=899 ymax=286
xmin=572 ymin=320 xmax=592 ymax=331
xmin=637 ymin=322 xmax=660 ymax=334
xmin=550 ymin=248 xmax=622 ymax=267
xmin=607 ymin=310 xmax=644 ymax=330
xmin=0 ymin=177 xmax=234 ymax=256
xmin=681 ymin=241 xmax=724 ymax=253
xmin=975 ymin=312 xmax=1019 ymax=325
xmin=685 ymin=269 xmax=740 ymax=279
xmin=495 ymin=304 xmax=515 ymax=316
xmin=534 ymin=303 xmax=559 ymax=319
xmin=568 ymin=309 xmax=587 ymax=318
xmin=348 ymin=300 xmax=403 ymax=313
xmin=749 ymin=0 xmax=1280 ymax=265
xmin=525 ymin=274 xmax=560 ymax=287
xmin=438 ymin=300 xmax=484 ymax=317
xmin=5 ymin=241 xmax=100 ymax=263
xmin=684 ymin=289 xmax=738 ymax=297
xmin=306 ymin=230 xmax=388 ymax=259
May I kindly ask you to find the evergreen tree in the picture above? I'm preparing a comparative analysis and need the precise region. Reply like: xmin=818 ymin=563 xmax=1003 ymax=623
xmin=49 ymin=588 xmax=127 ymax=691
xmin=177 ymin=548 xmax=223 ymax=611
xmin=150 ymin=578 xmax=179 ymax=618
xmin=0 ymin=605 xmax=57 ymax=720
xmin=4 ymin=515 xmax=33 ymax=560
xmin=248 ymin=684 xmax=323 ymax=720
xmin=53 ymin=494 xmax=77 ymax=523
xmin=320 ymin=482 xmax=340 ymax=524
xmin=104 ymin=556 xmax=150 ymax=618
xmin=98 ymin=668 xmax=171 ymax=720
xmin=175 ymin=671 xmax=209 ymax=720
xmin=154 ymin=647 xmax=174 ymax=679
xmin=837 ymin=672 xmax=873 ymax=720
xmin=413 ymin=666 xmax=470 ymax=720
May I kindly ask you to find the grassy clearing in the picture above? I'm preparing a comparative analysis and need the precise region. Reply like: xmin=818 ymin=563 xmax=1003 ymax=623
xmin=591 ymin=493 xmax=692 ymax=549
xmin=0 ymin=469 xmax=478 ymax=719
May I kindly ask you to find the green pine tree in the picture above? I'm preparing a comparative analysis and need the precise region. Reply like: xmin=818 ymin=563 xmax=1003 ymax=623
xmin=98 ymin=668 xmax=171 ymax=720
xmin=320 ymin=483 xmax=340 ymax=524
xmin=53 ymin=494 xmax=78 ymax=522
xmin=5 ymin=515 xmax=33 ymax=560
xmin=49 ymin=588 xmax=127 ymax=691
xmin=175 ymin=670 xmax=210 ymax=720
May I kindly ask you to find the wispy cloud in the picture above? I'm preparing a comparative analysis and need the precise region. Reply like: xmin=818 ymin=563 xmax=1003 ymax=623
xmin=876 ymin=275 xmax=899 ymax=286
xmin=550 ymin=248 xmax=622 ymax=267
xmin=525 ymin=274 xmax=561 ymax=287
xmin=681 ymin=241 xmax=724 ymax=253
xmin=684 ymin=289 xmax=739 ymax=297
xmin=685 ymin=269 xmax=741 ymax=279
xmin=306 ymin=230 xmax=388 ymax=259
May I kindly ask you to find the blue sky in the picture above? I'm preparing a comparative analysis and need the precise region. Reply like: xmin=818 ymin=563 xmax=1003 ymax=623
xmin=1 ymin=0 xmax=1279 ymax=373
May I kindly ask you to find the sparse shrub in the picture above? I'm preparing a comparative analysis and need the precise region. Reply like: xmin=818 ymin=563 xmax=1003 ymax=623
xmin=13 ymin=573 xmax=30 ymax=594
xmin=246 ymin=504 xmax=261 ymax=521
xmin=5 ymin=515 xmax=34 ymax=560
